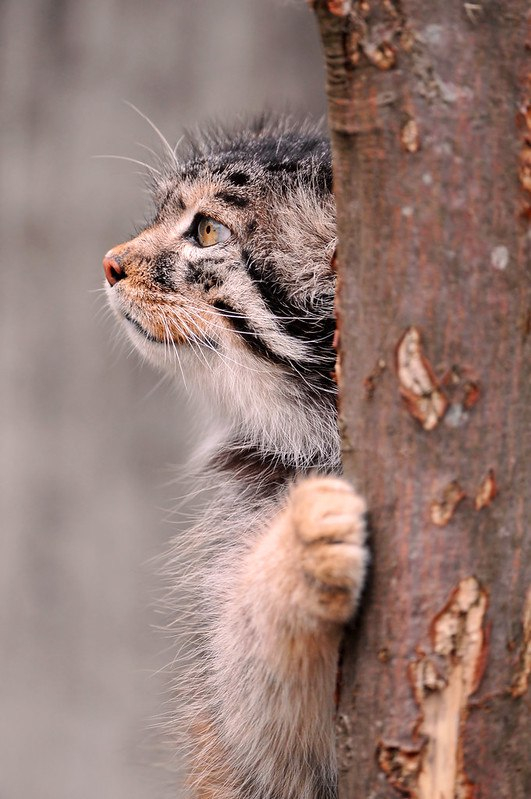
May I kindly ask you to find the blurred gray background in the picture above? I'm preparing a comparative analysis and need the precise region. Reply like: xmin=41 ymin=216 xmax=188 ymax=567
xmin=0 ymin=1 xmax=325 ymax=797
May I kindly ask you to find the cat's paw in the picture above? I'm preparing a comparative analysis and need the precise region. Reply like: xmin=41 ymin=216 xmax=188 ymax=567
xmin=288 ymin=477 xmax=368 ymax=623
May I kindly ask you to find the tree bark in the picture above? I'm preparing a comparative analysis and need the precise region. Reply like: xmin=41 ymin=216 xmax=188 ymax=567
xmin=310 ymin=2 xmax=530 ymax=797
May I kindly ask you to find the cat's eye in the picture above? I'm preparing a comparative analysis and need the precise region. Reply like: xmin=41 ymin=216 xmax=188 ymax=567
xmin=196 ymin=217 xmax=231 ymax=247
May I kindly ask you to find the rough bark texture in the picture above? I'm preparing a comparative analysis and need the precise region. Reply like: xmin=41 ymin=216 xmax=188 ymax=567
xmin=310 ymin=1 xmax=530 ymax=797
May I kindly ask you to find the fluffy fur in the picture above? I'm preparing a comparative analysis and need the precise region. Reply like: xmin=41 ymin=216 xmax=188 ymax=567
xmin=104 ymin=118 xmax=368 ymax=799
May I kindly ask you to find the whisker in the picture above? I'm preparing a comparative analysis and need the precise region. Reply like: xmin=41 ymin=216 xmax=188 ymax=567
xmin=168 ymin=306 xmax=269 ymax=376
xmin=172 ymin=313 xmax=214 ymax=374
xmin=124 ymin=101 xmax=178 ymax=166
xmin=92 ymin=154 xmax=161 ymax=175
xmin=184 ymin=299 xmax=331 ymax=324
xmin=182 ymin=301 xmax=331 ymax=365
xmin=143 ymin=372 xmax=172 ymax=402
xmin=172 ymin=135 xmax=184 ymax=159
xmin=159 ymin=310 xmax=190 ymax=391
xmin=135 ymin=141 xmax=163 ymax=164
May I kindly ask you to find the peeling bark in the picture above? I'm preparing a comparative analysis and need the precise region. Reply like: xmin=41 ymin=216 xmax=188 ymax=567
xmin=429 ymin=480 xmax=466 ymax=527
xmin=396 ymin=327 xmax=448 ymax=431
xmin=310 ymin=1 xmax=530 ymax=796
xmin=511 ymin=587 xmax=531 ymax=699
xmin=377 ymin=577 xmax=489 ymax=798
xmin=412 ymin=577 xmax=488 ymax=799
xmin=474 ymin=469 xmax=497 ymax=511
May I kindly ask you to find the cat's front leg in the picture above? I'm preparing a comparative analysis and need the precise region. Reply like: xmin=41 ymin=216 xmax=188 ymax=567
xmin=283 ymin=476 xmax=369 ymax=624
xmin=227 ymin=475 xmax=369 ymax=673
xmin=193 ymin=477 xmax=368 ymax=799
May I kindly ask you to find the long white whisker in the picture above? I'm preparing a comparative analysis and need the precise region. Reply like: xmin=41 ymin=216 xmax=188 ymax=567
xmin=124 ymin=101 xmax=178 ymax=166
xmin=173 ymin=135 xmax=184 ymax=159
xmin=159 ymin=310 xmax=189 ymax=391
xmin=143 ymin=372 xmax=172 ymax=402
xmin=92 ymin=154 xmax=161 ymax=175
xmin=181 ymin=301 xmax=327 ymax=366
xmin=184 ymin=297 xmax=331 ymax=324
xmin=173 ymin=313 xmax=214 ymax=374
xmin=165 ymin=306 xmax=238 ymax=378
xmin=169 ymin=306 xmax=269 ymax=376
xmin=135 ymin=141 xmax=163 ymax=164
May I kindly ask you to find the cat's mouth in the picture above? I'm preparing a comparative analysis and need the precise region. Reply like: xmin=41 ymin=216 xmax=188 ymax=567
xmin=110 ymin=283 xmax=214 ymax=349
xmin=120 ymin=307 xmax=192 ymax=347
xmin=122 ymin=311 xmax=164 ymax=344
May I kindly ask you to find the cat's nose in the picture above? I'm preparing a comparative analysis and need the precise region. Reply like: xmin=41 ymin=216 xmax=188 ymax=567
xmin=103 ymin=250 xmax=126 ymax=286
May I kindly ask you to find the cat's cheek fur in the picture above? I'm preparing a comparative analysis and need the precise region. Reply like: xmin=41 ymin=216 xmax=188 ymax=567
xmin=110 ymin=309 xmax=341 ymax=470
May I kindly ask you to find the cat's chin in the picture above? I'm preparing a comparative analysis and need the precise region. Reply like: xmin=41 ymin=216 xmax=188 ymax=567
xmin=122 ymin=311 xmax=166 ymax=344
xmin=117 ymin=312 xmax=181 ymax=370
xmin=119 ymin=315 xmax=218 ymax=382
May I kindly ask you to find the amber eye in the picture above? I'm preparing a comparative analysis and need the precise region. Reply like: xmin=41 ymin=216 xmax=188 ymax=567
xmin=196 ymin=217 xmax=231 ymax=247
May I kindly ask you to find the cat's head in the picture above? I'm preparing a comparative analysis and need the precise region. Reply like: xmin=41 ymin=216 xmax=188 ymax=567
xmin=103 ymin=118 xmax=338 ymax=463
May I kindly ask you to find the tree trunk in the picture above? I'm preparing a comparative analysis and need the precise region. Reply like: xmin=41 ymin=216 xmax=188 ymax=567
xmin=310 ymin=2 xmax=530 ymax=797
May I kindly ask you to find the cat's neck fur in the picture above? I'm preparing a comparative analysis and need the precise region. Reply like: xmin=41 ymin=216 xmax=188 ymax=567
xmin=179 ymin=345 xmax=340 ymax=474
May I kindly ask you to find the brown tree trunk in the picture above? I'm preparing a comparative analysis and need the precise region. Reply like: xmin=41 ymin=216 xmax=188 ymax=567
xmin=310 ymin=2 xmax=530 ymax=797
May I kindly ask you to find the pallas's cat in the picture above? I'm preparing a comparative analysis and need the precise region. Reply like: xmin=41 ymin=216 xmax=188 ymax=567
xmin=103 ymin=119 xmax=368 ymax=799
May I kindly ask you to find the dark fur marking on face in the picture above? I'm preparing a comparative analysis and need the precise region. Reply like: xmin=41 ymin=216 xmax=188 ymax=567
xmin=152 ymin=251 xmax=176 ymax=289
xmin=226 ymin=171 xmax=250 ymax=186
xmin=241 ymin=248 xmax=291 ymax=316
xmin=156 ymin=190 xmax=186 ymax=221
xmin=212 ymin=299 xmax=291 ymax=368
xmin=241 ymin=250 xmax=336 ymax=372
xmin=185 ymin=261 xmax=224 ymax=291
xmin=214 ymin=191 xmax=249 ymax=208
xmin=265 ymin=161 xmax=299 ymax=174
xmin=173 ymin=194 xmax=186 ymax=212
